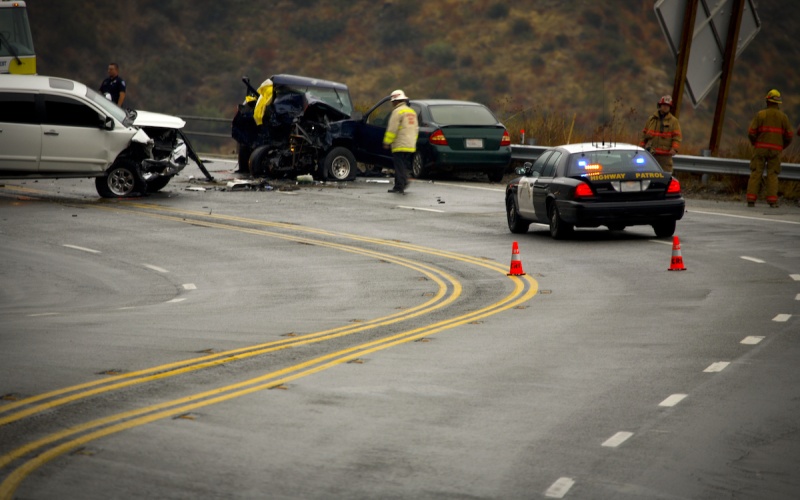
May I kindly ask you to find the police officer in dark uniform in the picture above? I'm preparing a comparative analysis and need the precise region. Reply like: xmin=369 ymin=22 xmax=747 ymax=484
xmin=99 ymin=62 xmax=127 ymax=106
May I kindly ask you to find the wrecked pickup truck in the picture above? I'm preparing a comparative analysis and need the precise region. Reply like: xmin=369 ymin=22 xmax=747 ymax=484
xmin=232 ymin=74 xmax=362 ymax=181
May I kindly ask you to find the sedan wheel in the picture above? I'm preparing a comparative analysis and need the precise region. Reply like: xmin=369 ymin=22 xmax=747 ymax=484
xmin=411 ymin=152 xmax=429 ymax=179
xmin=548 ymin=203 xmax=573 ymax=239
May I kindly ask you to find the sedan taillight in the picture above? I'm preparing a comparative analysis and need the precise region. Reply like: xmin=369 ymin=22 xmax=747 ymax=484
xmin=667 ymin=178 xmax=681 ymax=194
xmin=429 ymin=129 xmax=448 ymax=146
xmin=574 ymin=183 xmax=593 ymax=198
xmin=501 ymin=130 xmax=511 ymax=146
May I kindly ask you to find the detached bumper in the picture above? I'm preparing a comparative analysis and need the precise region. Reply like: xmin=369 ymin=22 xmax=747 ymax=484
xmin=558 ymin=198 xmax=685 ymax=227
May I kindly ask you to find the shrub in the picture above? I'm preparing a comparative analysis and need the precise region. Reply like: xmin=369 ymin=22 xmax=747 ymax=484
xmin=423 ymin=41 xmax=456 ymax=68
xmin=487 ymin=3 xmax=510 ymax=19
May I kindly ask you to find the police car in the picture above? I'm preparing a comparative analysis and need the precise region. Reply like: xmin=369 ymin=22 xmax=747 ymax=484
xmin=505 ymin=142 xmax=685 ymax=239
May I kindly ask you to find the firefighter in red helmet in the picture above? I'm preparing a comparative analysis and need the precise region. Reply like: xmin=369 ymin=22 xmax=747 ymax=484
xmin=746 ymin=89 xmax=793 ymax=207
xmin=640 ymin=95 xmax=682 ymax=172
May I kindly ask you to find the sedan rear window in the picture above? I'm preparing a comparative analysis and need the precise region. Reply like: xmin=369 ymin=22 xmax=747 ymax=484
xmin=566 ymin=150 xmax=661 ymax=177
xmin=428 ymin=104 xmax=498 ymax=126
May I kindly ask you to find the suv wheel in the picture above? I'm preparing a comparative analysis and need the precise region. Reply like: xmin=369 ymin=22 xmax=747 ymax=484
xmin=324 ymin=147 xmax=357 ymax=181
xmin=96 ymin=159 xmax=145 ymax=198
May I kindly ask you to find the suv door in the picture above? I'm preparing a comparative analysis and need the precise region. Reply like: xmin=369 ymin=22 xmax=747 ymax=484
xmin=38 ymin=93 xmax=117 ymax=174
xmin=0 ymin=91 xmax=40 ymax=173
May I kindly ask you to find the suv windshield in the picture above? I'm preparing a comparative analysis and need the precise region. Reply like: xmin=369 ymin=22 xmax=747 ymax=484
xmin=85 ymin=87 xmax=129 ymax=124
xmin=280 ymin=84 xmax=353 ymax=116
xmin=566 ymin=150 xmax=661 ymax=177
xmin=429 ymin=104 xmax=498 ymax=126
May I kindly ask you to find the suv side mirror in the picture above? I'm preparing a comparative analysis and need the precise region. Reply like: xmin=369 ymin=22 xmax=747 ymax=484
xmin=103 ymin=116 xmax=115 ymax=130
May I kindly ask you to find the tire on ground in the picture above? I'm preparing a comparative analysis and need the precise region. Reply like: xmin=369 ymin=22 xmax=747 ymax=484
xmin=95 ymin=158 xmax=145 ymax=198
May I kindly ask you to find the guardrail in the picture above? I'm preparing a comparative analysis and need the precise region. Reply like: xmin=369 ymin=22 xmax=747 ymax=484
xmin=510 ymin=144 xmax=800 ymax=181
xmin=177 ymin=115 xmax=800 ymax=181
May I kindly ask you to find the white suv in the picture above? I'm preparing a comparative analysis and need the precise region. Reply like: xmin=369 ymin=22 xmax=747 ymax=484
xmin=0 ymin=74 xmax=187 ymax=197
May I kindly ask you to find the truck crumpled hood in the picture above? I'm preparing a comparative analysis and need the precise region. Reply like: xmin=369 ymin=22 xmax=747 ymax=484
xmin=133 ymin=110 xmax=186 ymax=130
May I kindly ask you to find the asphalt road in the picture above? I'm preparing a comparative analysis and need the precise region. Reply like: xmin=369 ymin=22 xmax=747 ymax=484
xmin=0 ymin=160 xmax=798 ymax=499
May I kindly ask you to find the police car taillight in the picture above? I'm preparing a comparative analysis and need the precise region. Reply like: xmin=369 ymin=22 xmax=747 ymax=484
xmin=667 ymin=178 xmax=681 ymax=194
xmin=574 ymin=183 xmax=593 ymax=198
xmin=501 ymin=130 xmax=511 ymax=146
xmin=430 ymin=129 xmax=448 ymax=146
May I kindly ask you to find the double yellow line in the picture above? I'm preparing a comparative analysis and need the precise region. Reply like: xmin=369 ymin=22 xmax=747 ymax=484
xmin=0 ymin=196 xmax=537 ymax=499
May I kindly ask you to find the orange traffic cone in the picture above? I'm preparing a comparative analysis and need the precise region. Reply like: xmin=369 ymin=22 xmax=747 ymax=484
xmin=668 ymin=235 xmax=686 ymax=271
xmin=507 ymin=241 xmax=526 ymax=276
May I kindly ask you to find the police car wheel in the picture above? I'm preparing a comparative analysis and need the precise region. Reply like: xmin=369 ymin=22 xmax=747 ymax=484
xmin=548 ymin=203 xmax=573 ymax=240
xmin=506 ymin=196 xmax=530 ymax=234
xmin=652 ymin=220 xmax=676 ymax=238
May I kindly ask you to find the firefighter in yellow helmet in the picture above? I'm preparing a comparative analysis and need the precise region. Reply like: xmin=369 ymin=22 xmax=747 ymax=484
xmin=382 ymin=89 xmax=419 ymax=194
xmin=640 ymin=95 xmax=682 ymax=172
xmin=746 ymin=89 xmax=793 ymax=207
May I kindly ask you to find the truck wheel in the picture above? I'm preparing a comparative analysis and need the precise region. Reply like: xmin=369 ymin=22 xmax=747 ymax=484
xmin=95 ymin=159 xmax=144 ymax=198
xmin=324 ymin=147 xmax=357 ymax=181
xmin=411 ymin=152 xmax=429 ymax=179
xmin=236 ymin=143 xmax=252 ymax=173
xmin=249 ymin=146 xmax=270 ymax=177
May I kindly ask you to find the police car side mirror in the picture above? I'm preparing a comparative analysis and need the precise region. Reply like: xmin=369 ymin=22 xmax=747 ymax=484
xmin=516 ymin=161 xmax=533 ymax=176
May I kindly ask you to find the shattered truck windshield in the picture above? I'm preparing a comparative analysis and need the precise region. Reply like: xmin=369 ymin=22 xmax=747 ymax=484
xmin=281 ymin=84 xmax=353 ymax=117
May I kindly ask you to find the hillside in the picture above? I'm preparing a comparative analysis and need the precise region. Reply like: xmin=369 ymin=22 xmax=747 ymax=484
xmin=26 ymin=0 xmax=800 ymax=156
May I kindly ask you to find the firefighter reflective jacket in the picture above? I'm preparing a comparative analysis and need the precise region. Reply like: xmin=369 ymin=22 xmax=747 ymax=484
xmin=640 ymin=112 xmax=682 ymax=155
xmin=383 ymin=103 xmax=419 ymax=153
xmin=748 ymin=105 xmax=793 ymax=151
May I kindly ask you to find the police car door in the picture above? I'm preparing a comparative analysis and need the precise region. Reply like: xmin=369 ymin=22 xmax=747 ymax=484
xmin=532 ymin=151 xmax=562 ymax=221
xmin=516 ymin=151 xmax=551 ymax=219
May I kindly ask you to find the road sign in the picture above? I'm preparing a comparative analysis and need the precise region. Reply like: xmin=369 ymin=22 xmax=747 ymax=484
xmin=655 ymin=0 xmax=760 ymax=107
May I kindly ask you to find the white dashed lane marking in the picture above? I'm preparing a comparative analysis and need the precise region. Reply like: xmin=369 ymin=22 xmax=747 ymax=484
xmin=659 ymin=394 xmax=687 ymax=407
xmin=740 ymin=256 xmax=765 ymax=263
xmin=704 ymin=362 xmax=730 ymax=373
xmin=182 ymin=283 xmax=197 ymax=290
xmin=790 ymin=274 xmax=800 ymax=281
xmin=772 ymin=314 xmax=792 ymax=322
xmin=397 ymin=205 xmax=445 ymax=213
xmin=166 ymin=298 xmax=186 ymax=303
xmin=795 ymin=294 xmax=800 ymax=301
xmin=602 ymin=432 xmax=634 ymax=448
xmin=143 ymin=264 xmax=169 ymax=273
xmin=741 ymin=336 xmax=764 ymax=345
xmin=62 ymin=244 xmax=101 ymax=254
xmin=544 ymin=477 xmax=575 ymax=498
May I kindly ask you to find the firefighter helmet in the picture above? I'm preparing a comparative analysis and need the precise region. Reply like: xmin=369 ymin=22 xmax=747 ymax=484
xmin=765 ymin=89 xmax=782 ymax=104
xmin=390 ymin=89 xmax=409 ymax=102
xmin=658 ymin=95 xmax=673 ymax=107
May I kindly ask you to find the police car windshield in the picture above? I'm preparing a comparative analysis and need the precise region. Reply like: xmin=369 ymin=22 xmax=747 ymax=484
xmin=566 ymin=150 xmax=661 ymax=177
xmin=85 ymin=87 xmax=128 ymax=124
